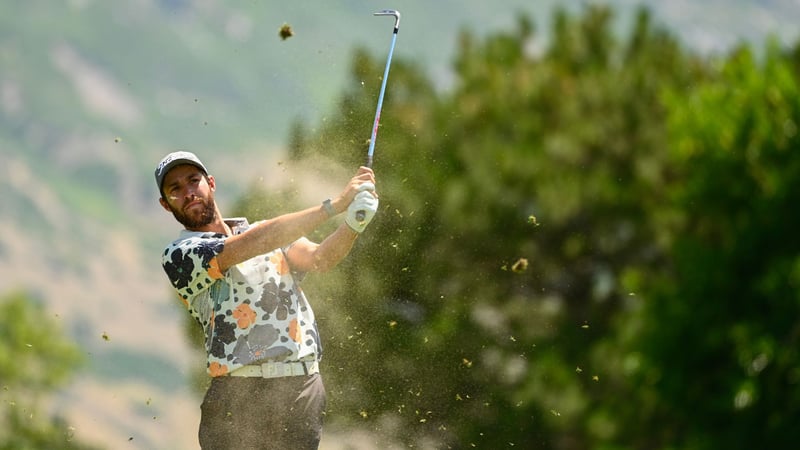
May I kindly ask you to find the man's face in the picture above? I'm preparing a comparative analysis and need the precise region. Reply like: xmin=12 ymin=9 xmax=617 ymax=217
xmin=158 ymin=164 xmax=217 ymax=230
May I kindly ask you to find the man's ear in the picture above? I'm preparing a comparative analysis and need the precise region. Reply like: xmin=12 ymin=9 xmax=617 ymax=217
xmin=158 ymin=196 xmax=172 ymax=212
xmin=207 ymin=174 xmax=216 ymax=191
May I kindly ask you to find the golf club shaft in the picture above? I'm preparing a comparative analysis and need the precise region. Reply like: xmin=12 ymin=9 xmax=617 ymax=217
xmin=357 ymin=10 xmax=400 ymax=222
xmin=366 ymin=15 xmax=399 ymax=168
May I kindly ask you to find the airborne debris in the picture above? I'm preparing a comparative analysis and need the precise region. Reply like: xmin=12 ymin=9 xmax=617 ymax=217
xmin=511 ymin=258 xmax=529 ymax=273
xmin=279 ymin=23 xmax=294 ymax=40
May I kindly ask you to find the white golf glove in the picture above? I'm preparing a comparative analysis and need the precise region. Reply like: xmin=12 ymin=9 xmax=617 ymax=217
xmin=345 ymin=183 xmax=379 ymax=233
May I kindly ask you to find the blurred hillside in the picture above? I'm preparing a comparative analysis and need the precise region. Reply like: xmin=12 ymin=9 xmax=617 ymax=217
xmin=1 ymin=0 xmax=798 ymax=448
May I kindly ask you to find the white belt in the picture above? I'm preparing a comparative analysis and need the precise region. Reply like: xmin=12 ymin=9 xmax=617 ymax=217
xmin=228 ymin=360 xmax=319 ymax=379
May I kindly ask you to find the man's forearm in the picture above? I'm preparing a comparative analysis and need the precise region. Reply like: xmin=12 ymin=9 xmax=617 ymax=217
xmin=217 ymin=204 xmax=331 ymax=272
xmin=308 ymin=224 xmax=359 ymax=272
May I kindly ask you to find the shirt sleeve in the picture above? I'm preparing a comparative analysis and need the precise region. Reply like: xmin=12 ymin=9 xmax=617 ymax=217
xmin=282 ymin=239 xmax=307 ymax=283
xmin=162 ymin=235 xmax=226 ymax=301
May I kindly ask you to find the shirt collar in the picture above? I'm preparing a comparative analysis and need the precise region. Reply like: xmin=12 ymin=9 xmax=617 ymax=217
xmin=177 ymin=217 xmax=250 ymax=239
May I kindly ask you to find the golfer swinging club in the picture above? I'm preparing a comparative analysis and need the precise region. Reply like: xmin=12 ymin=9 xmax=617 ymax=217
xmin=155 ymin=151 xmax=378 ymax=449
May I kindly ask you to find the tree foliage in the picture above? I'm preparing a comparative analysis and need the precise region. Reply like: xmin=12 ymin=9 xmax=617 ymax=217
xmin=231 ymin=5 xmax=800 ymax=449
xmin=0 ymin=290 xmax=96 ymax=449
xmin=623 ymin=43 xmax=800 ymax=449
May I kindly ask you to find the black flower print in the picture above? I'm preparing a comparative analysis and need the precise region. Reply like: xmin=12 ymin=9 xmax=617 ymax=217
xmin=193 ymin=239 xmax=224 ymax=268
xmin=255 ymin=283 xmax=279 ymax=318
xmin=209 ymin=314 xmax=236 ymax=358
xmin=276 ymin=282 xmax=296 ymax=320
xmin=163 ymin=247 xmax=194 ymax=290
xmin=163 ymin=237 xmax=224 ymax=296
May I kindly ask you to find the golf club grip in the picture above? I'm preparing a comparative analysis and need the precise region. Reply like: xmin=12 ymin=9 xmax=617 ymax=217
xmin=355 ymin=155 xmax=373 ymax=222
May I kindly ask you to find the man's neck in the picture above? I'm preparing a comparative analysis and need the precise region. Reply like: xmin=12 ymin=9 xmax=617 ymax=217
xmin=200 ymin=221 xmax=231 ymax=236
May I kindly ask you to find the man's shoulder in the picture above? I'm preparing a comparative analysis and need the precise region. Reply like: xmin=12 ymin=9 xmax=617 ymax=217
xmin=163 ymin=229 xmax=224 ymax=251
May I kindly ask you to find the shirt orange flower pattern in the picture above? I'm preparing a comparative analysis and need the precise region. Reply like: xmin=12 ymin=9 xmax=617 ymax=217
xmin=161 ymin=219 xmax=321 ymax=377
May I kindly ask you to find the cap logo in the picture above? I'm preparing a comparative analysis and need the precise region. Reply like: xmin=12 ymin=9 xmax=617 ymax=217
xmin=156 ymin=153 xmax=181 ymax=177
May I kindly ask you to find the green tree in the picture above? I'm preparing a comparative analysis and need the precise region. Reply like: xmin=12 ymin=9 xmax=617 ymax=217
xmin=610 ymin=42 xmax=800 ymax=450
xmin=0 ymin=290 xmax=96 ymax=450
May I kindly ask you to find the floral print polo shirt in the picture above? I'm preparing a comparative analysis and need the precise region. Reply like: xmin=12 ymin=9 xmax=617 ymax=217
xmin=161 ymin=218 xmax=321 ymax=377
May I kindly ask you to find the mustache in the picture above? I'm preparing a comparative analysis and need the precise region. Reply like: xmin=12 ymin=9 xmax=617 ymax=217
xmin=183 ymin=195 xmax=205 ymax=211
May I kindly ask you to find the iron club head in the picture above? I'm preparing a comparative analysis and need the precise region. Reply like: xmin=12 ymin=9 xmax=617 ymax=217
xmin=374 ymin=9 xmax=400 ymax=30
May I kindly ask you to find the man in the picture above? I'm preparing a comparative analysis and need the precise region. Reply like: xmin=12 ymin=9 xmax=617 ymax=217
xmin=154 ymin=151 xmax=378 ymax=449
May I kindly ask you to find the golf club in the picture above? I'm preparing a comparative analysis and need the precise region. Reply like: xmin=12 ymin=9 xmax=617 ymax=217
xmin=357 ymin=9 xmax=400 ymax=222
